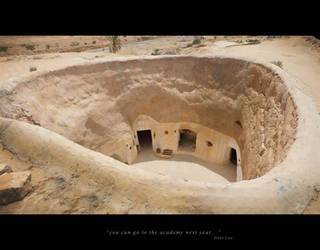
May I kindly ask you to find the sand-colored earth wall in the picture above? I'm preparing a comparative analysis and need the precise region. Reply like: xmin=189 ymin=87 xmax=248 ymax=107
xmin=0 ymin=54 xmax=319 ymax=214
xmin=0 ymin=56 xmax=297 ymax=180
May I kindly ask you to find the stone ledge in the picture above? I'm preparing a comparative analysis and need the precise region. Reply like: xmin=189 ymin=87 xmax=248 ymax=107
xmin=0 ymin=164 xmax=12 ymax=175
xmin=0 ymin=171 xmax=32 ymax=205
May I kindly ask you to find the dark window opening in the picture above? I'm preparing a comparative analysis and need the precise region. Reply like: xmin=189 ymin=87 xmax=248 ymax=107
xmin=206 ymin=141 xmax=213 ymax=147
xmin=235 ymin=121 xmax=242 ymax=128
xmin=137 ymin=130 xmax=152 ymax=150
xmin=230 ymin=148 xmax=237 ymax=166
xmin=178 ymin=129 xmax=197 ymax=152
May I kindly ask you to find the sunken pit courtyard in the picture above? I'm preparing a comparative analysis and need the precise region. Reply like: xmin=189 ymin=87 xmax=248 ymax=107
xmin=0 ymin=56 xmax=297 ymax=182
xmin=1 ymin=55 xmax=318 ymax=214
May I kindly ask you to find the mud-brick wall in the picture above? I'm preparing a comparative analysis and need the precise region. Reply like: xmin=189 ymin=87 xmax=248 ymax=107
xmin=132 ymin=115 xmax=238 ymax=167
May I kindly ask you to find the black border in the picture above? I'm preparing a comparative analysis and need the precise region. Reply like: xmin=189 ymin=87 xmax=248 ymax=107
xmin=1 ymin=5 xmax=319 ymax=244
xmin=1 ymin=214 xmax=320 ymax=243
xmin=1 ymin=3 xmax=318 ymax=36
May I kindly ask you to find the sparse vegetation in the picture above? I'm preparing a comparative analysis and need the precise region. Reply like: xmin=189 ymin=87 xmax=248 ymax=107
xmin=25 ymin=44 xmax=35 ymax=51
xmin=235 ymin=40 xmax=243 ymax=43
xmin=29 ymin=66 xmax=37 ymax=72
xmin=92 ymin=41 xmax=96 ymax=44
xmin=156 ymin=148 xmax=161 ymax=153
xmin=108 ymin=36 xmax=121 ymax=53
xmin=192 ymin=37 xmax=201 ymax=45
xmin=246 ymin=39 xmax=261 ymax=44
xmin=20 ymin=44 xmax=35 ymax=50
xmin=46 ymin=44 xmax=50 ymax=50
xmin=70 ymin=42 xmax=80 ymax=46
xmin=0 ymin=46 xmax=8 ymax=52
xmin=270 ymin=60 xmax=283 ymax=68
xmin=151 ymin=48 xmax=161 ymax=55
xmin=185 ymin=37 xmax=202 ymax=48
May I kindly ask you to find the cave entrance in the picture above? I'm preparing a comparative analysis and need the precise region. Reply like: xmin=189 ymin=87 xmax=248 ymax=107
xmin=230 ymin=148 xmax=237 ymax=166
xmin=178 ymin=129 xmax=197 ymax=152
xmin=137 ymin=130 xmax=153 ymax=150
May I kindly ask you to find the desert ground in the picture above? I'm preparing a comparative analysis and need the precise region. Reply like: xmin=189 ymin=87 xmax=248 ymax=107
xmin=0 ymin=35 xmax=320 ymax=214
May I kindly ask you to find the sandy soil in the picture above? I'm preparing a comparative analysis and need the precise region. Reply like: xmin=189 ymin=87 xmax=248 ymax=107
xmin=1 ymin=35 xmax=320 ymax=213
xmin=197 ymin=37 xmax=320 ymax=112
xmin=132 ymin=147 xmax=235 ymax=183
xmin=0 ymin=144 xmax=31 ymax=172
xmin=0 ymin=36 xmax=160 ymax=56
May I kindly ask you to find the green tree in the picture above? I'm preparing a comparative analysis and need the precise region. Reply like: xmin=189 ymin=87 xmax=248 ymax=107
xmin=108 ymin=36 xmax=121 ymax=53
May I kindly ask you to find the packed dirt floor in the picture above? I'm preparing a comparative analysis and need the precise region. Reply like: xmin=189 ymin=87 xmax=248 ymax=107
xmin=0 ymin=35 xmax=320 ymax=213
xmin=132 ymin=147 xmax=236 ymax=183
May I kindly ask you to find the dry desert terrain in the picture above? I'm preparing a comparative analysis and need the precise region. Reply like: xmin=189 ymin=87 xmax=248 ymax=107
xmin=0 ymin=35 xmax=320 ymax=214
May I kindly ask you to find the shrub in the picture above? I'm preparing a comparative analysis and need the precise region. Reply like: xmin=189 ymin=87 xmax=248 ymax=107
xmin=108 ymin=36 xmax=121 ymax=53
xmin=70 ymin=42 xmax=80 ymax=46
xmin=270 ymin=60 xmax=283 ymax=68
xmin=151 ymin=48 xmax=161 ymax=55
xmin=25 ymin=44 xmax=35 ymax=50
xmin=0 ymin=46 xmax=8 ymax=52
xmin=46 ymin=44 xmax=50 ymax=49
xmin=192 ymin=37 xmax=201 ymax=45
xmin=186 ymin=43 xmax=193 ymax=48
xmin=156 ymin=148 xmax=161 ymax=153
xmin=235 ymin=40 xmax=243 ymax=43
xmin=246 ymin=39 xmax=260 ymax=43
xmin=29 ymin=66 xmax=37 ymax=72
xmin=92 ymin=41 xmax=96 ymax=44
